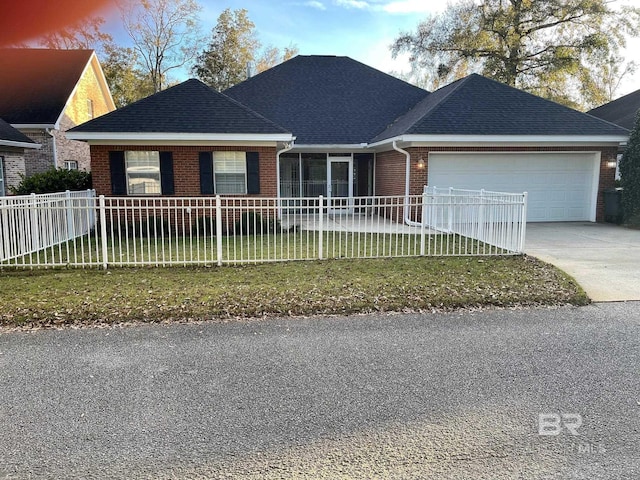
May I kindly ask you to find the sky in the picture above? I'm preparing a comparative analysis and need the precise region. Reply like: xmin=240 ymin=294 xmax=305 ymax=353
xmin=99 ymin=0 xmax=639 ymax=97
xmin=101 ymin=0 xmax=446 ymax=81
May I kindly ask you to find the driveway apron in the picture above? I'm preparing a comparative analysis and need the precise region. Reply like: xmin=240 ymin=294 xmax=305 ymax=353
xmin=525 ymin=222 xmax=640 ymax=301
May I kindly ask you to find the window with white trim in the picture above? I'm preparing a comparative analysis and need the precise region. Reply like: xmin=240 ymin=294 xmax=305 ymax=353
xmin=0 ymin=156 xmax=5 ymax=197
xmin=214 ymin=151 xmax=247 ymax=194
xmin=125 ymin=151 xmax=161 ymax=194
xmin=64 ymin=160 xmax=78 ymax=170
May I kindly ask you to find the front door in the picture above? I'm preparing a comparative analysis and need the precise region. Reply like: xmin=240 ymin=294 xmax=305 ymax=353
xmin=328 ymin=157 xmax=352 ymax=213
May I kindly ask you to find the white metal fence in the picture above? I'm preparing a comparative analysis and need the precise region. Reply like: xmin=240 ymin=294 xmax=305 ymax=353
xmin=0 ymin=189 xmax=527 ymax=268
xmin=0 ymin=190 xmax=97 ymax=264
xmin=423 ymin=187 xmax=528 ymax=253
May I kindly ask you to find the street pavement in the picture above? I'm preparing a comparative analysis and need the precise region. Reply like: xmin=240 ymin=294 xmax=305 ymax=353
xmin=0 ymin=303 xmax=639 ymax=479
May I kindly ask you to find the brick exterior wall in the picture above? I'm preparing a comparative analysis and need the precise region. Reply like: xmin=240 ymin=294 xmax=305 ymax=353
xmin=376 ymin=145 xmax=618 ymax=222
xmin=90 ymin=144 xmax=278 ymax=197
xmin=0 ymin=147 xmax=27 ymax=192
xmin=20 ymin=129 xmax=55 ymax=176
xmin=374 ymin=150 xmax=407 ymax=196
xmin=54 ymin=115 xmax=91 ymax=171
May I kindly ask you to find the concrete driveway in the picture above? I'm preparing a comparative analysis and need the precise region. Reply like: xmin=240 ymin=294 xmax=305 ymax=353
xmin=525 ymin=222 xmax=640 ymax=302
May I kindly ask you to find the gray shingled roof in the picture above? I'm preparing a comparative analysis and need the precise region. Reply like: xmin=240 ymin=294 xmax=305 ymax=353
xmin=224 ymin=55 xmax=429 ymax=145
xmin=372 ymin=74 xmax=629 ymax=142
xmin=0 ymin=118 xmax=37 ymax=146
xmin=69 ymin=79 xmax=290 ymax=135
xmin=588 ymin=89 xmax=640 ymax=131
xmin=0 ymin=49 xmax=94 ymax=125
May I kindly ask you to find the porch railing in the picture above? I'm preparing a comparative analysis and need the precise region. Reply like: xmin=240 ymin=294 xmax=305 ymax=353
xmin=0 ymin=189 xmax=527 ymax=269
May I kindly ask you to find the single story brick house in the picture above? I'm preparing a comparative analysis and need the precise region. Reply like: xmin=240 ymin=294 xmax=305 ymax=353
xmin=68 ymin=55 xmax=629 ymax=222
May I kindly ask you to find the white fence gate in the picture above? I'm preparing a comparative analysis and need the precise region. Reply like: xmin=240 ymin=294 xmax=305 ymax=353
xmin=0 ymin=189 xmax=527 ymax=268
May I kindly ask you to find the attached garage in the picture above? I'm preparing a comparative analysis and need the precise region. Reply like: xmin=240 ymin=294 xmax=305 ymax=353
xmin=427 ymin=152 xmax=600 ymax=222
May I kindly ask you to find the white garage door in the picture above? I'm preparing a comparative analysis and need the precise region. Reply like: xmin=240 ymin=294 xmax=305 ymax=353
xmin=428 ymin=152 xmax=599 ymax=222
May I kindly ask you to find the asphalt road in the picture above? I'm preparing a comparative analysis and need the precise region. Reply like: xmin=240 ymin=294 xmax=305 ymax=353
xmin=0 ymin=303 xmax=638 ymax=479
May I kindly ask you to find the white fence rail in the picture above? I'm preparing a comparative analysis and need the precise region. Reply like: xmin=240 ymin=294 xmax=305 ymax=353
xmin=423 ymin=187 xmax=528 ymax=253
xmin=0 ymin=190 xmax=97 ymax=264
xmin=0 ymin=189 xmax=526 ymax=268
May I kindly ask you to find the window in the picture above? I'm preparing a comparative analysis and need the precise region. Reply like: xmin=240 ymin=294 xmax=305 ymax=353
xmin=0 ymin=156 xmax=5 ymax=197
xmin=64 ymin=160 xmax=78 ymax=171
xmin=214 ymin=151 xmax=247 ymax=194
xmin=125 ymin=151 xmax=161 ymax=195
xmin=87 ymin=99 xmax=94 ymax=120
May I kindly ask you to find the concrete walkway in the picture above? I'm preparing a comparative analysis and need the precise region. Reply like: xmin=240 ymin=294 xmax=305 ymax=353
xmin=525 ymin=222 xmax=640 ymax=301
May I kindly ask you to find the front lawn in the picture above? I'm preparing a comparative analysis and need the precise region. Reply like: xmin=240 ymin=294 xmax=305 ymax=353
xmin=0 ymin=256 xmax=588 ymax=329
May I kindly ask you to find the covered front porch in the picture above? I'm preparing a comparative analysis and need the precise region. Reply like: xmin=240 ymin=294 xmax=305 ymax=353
xmin=279 ymin=152 xmax=374 ymax=199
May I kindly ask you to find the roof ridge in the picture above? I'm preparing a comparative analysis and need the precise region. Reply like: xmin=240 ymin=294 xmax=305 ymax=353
xmin=371 ymin=75 xmax=471 ymax=141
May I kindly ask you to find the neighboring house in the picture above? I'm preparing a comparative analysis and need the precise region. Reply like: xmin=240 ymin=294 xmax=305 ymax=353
xmin=0 ymin=118 xmax=40 ymax=196
xmin=588 ymin=89 xmax=640 ymax=131
xmin=68 ymin=55 xmax=628 ymax=222
xmin=588 ymin=90 xmax=640 ymax=178
xmin=0 ymin=48 xmax=115 ymax=175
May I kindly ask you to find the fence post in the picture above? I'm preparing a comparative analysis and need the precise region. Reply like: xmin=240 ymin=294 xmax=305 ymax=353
xmin=318 ymin=195 xmax=324 ymax=260
xmin=447 ymin=187 xmax=454 ymax=233
xmin=420 ymin=187 xmax=427 ymax=256
xmin=216 ymin=195 xmax=223 ymax=266
xmin=99 ymin=195 xmax=108 ymax=269
xmin=478 ymin=189 xmax=485 ymax=242
xmin=30 ymin=192 xmax=39 ymax=252
xmin=65 ymin=190 xmax=75 ymax=241
xmin=519 ymin=192 xmax=528 ymax=253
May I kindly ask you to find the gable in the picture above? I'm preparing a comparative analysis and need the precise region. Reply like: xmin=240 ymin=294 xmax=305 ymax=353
xmin=62 ymin=54 xmax=116 ymax=126
xmin=0 ymin=49 xmax=100 ymax=125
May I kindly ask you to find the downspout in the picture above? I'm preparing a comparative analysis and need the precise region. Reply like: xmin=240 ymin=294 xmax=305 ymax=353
xmin=276 ymin=140 xmax=295 ymax=199
xmin=46 ymin=128 xmax=57 ymax=169
xmin=392 ymin=140 xmax=421 ymax=227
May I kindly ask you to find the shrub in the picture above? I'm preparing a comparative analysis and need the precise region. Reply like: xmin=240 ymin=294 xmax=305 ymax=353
xmin=117 ymin=216 xmax=171 ymax=238
xmin=10 ymin=168 xmax=92 ymax=195
xmin=620 ymin=110 xmax=640 ymax=225
xmin=233 ymin=212 xmax=282 ymax=235
xmin=191 ymin=216 xmax=216 ymax=236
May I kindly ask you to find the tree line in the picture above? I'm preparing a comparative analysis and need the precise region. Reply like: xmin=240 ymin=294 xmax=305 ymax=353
xmin=32 ymin=0 xmax=640 ymax=112
xmin=36 ymin=0 xmax=298 ymax=107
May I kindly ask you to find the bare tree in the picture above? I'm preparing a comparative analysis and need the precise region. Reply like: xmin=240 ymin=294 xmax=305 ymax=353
xmin=120 ymin=0 xmax=203 ymax=92
xmin=255 ymin=44 xmax=299 ymax=74
xmin=38 ymin=15 xmax=112 ymax=54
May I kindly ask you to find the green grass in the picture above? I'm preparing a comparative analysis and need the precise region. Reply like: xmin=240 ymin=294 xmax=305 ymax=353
xmin=0 ymin=256 xmax=588 ymax=328
xmin=4 ymin=232 xmax=506 ymax=267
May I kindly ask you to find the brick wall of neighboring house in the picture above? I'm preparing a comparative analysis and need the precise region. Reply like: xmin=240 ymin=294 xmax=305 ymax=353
xmin=64 ymin=60 xmax=113 ymax=126
xmin=90 ymin=144 xmax=278 ymax=197
xmin=54 ymin=115 xmax=91 ymax=171
xmin=57 ymin=60 xmax=114 ymax=172
xmin=20 ymin=129 xmax=55 ymax=176
xmin=376 ymin=145 xmax=618 ymax=222
xmin=0 ymin=147 xmax=26 ymax=193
